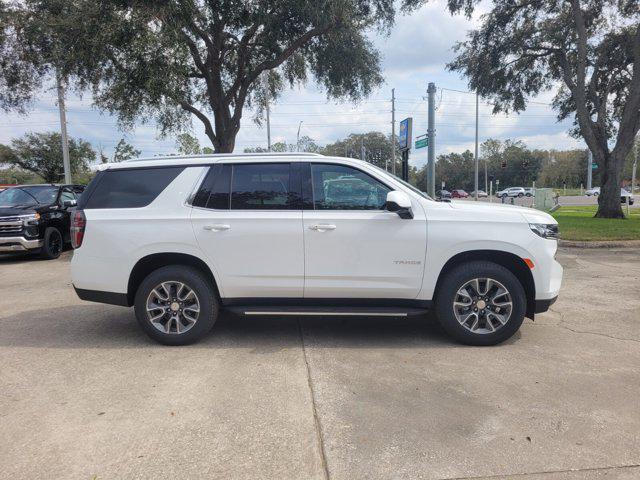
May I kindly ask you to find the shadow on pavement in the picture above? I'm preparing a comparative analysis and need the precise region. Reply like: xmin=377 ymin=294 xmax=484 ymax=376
xmin=0 ymin=249 xmax=72 ymax=265
xmin=0 ymin=303 xmax=471 ymax=350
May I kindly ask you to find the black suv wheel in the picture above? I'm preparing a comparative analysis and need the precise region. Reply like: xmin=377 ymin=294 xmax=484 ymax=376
xmin=40 ymin=227 xmax=63 ymax=260
xmin=134 ymin=265 xmax=219 ymax=345
xmin=435 ymin=261 xmax=526 ymax=346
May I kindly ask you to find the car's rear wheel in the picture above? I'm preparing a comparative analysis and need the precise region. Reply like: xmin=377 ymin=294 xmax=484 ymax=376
xmin=134 ymin=265 xmax=219 ymax=345
xmin=40 ymin=227 xmax=63 ymax=260
xmin=517 ymin=192 xmax=524 ymax=197
xmin=434 ymin=261 xmax=526 ymax=346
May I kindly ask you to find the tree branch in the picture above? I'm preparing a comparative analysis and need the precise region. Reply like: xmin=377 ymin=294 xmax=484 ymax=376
xmin=176 ymin=99 xmax=216 ymax=142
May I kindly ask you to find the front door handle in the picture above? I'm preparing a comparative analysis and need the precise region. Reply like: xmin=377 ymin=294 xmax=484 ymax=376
xmin=203 ymin=224 xmax=230 ymax=231
xmin=309 ymin=224 xmax=336 ymax=231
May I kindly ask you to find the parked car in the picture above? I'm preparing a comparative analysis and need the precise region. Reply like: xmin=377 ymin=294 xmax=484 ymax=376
xmin=470 ymin=190 xmax=488 ymax=198
xmin=70 ymin=153 xmax=563 ymax=347
xmin=451 ymin=189 xmax=469 ymax=199
xmin=496 ymin=187 xmax=526 ymax=198
xmin=585 ymin=187 xmax=633 ymax=204
xmin=436 ymin=189 xmax=452 ymax=199
xmin=0 ymin=184 xmax=85 ymax=259
xmin=524 ymin=188 xmax=536 ymax=197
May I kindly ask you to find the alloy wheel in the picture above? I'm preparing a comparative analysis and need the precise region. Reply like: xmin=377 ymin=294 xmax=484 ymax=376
xmin=453 ymin=278 xmax=513 ymax=334
xmin=146 ymin=281 xmax=201 ymax=334
xmin=49 ymin=232 xmax=62 ymax=256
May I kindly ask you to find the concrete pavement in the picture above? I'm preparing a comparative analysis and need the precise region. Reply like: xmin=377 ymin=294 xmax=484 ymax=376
xmin=1 ymin=248 xmax=639 ymax=479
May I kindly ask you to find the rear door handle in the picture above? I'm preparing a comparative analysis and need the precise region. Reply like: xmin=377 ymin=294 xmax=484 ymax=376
xmin=203 ymin=224 xmax=230 ymax=231
xmin=309 ymin=224 xmax=336 ymax=231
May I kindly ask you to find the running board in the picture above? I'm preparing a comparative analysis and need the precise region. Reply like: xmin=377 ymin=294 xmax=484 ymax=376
xmin=226 ymin=306 xmax=429 ymax=317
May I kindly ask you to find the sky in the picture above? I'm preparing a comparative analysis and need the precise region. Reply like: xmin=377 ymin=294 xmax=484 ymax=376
xmin=0 ymin=0 xmax=585 ymax=167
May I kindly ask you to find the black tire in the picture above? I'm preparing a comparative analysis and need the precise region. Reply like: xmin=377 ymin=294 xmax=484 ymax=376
xmin=517 ymin=192 xmax=524 ymax=197
xmin=434 ymin=261 xmax=526 ymax=346
xmin=134 ymin=265 xmax=219 ymax=345
xmin=40 ymin=227 xmax=63 ymax=260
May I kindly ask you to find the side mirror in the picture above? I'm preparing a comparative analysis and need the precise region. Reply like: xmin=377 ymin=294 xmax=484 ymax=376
xmin=386 ymin=191 xmax=413 ymax=219
xmin=63 ymin=199 xmax=77 ymax=208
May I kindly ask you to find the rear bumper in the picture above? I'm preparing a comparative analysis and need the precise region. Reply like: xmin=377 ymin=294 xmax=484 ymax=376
xmin=534 ymin=296 xmax=557 ymax=314
xmin=0 ymin=236 xmax=43 ymax=252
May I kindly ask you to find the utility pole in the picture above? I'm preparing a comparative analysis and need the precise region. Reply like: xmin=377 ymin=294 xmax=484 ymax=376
xmin=427 ymin=82 xmax=436 ymax=198
xmin=264 ymin=75 xmax=271 ymax=152
xmin=360 ymin=137 xmax=365 ymax=161
xmin=391 ymin=88 xmax=396 ymax=174
xmin=586 ymin=149 xmax=593 ymax=190
xmin=631 ymin=136 xmax=638 ymax=201
xmin=484 ymin=160 xmax=488 ymax=194
xmin=56 ymin=69 xmax=72 ymax=184
xmin=474 ymin=91 xmax=479 ymax=200
xmin=296 ymin=121 xmax=303 ymax=152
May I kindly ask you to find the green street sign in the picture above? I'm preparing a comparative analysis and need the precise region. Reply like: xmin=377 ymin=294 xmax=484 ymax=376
xmin=415 ymin=137 xmax=428 ymax=149
xmin=592 ymin=163 xmax=597 ymax=169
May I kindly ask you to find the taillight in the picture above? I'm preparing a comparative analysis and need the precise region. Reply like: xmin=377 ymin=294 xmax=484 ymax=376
xmin=71 ymin=210 xmax=86 ymax=249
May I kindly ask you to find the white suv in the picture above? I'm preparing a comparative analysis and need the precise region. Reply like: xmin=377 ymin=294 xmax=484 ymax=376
xmin=496 ymin=187 xmax=526 ymax=198
xmin=71 ymin=153 xmax=562 ymax=346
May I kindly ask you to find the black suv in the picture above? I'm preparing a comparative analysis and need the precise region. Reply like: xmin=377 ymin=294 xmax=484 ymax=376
xmin=0 ymin=184 xmax=85 ymax=259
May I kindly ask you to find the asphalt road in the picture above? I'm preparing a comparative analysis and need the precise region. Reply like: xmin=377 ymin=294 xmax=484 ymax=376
xmin=457 ymin=194 xmax=639 ymax=208
xmin=1 ymin=249 xmax=639 ymax=479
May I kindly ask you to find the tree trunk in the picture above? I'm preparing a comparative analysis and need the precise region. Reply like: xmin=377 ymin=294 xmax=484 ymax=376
xmin=214 ymin=133 xmax=235 ymax=153
xmin=595 ymin=151 xmax=624 ymax=218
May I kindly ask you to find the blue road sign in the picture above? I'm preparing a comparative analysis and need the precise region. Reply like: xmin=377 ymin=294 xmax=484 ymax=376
xmin=399 ymin=118 xmax=412 ymax=151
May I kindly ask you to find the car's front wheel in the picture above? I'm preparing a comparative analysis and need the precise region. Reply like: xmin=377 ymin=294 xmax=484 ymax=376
xmin=134 ymin=265 xmax=219 ymax=345
xmin=434 ymin=261 xmax=526 ymax=346
xmin=40 ymin=227 xmax=63 ymax=260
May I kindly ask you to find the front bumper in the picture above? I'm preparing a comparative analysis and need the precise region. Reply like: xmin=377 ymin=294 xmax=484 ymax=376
xmin=0 ymin=236 xmax=43 ymax=252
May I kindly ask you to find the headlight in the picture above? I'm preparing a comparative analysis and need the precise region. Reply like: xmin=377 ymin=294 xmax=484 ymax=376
xmin=21 ymin=213 xmax=40 ymax=225
xmin=529 ymin=223 xmax=559 ymax=240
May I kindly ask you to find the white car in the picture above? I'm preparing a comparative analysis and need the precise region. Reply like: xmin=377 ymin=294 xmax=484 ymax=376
xmin=585 ymin=187 xmax=600 ymax=196
xmin=496 ymin=187 xmax=526 ymax=198
xmin=71 ymin=153 xmax=563 ymax=346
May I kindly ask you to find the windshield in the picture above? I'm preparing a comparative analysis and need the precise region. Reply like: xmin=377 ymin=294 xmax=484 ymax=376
xmin=368 ymin=164 xmax=433 ymax=201
xmin=0 ymin=186 xmax=58 ymax=206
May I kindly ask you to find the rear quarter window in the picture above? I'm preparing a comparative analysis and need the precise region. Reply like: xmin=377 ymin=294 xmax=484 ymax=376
xmin=83 ymin=167 xmax=185 ymax=209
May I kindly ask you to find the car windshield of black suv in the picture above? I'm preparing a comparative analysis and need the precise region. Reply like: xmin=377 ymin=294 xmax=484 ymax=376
xmin=0 ymin=186 xmax=58 ymax=206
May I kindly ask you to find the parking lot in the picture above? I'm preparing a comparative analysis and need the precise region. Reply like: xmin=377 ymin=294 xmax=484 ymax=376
xmin=1 ymin=248 xmax=639 ymax=480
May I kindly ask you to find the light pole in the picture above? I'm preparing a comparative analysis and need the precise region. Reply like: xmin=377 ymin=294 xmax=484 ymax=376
xmin=297 ymin=121 xmax=303 ymax=152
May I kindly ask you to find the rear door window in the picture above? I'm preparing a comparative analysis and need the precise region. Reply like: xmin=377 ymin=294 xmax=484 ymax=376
xmin=84 ymin=167 xmax=184 ymax=209
xmin=192 ymin=164 xmax=231 ymax=209
xmin=231 ymin=163 xmax=293 ymax=210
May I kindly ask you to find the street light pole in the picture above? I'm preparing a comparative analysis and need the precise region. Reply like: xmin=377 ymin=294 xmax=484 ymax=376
xmin=391 ymin=88 xmax=396 ymax=174
xmin=474 ymin=91 xmax=479 ymax=200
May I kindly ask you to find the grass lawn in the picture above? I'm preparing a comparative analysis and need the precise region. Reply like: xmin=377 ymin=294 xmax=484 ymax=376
xmin=552 ymin=206 xmax=640 ymax=241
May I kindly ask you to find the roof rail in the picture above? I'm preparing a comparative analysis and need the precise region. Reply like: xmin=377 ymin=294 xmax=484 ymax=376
xmin=125 ymin=152 xmax=324 ymax=162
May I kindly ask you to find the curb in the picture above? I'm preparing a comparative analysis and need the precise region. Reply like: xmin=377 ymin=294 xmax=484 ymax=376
xmin=559 ymin=239 xmax=640 ymax=248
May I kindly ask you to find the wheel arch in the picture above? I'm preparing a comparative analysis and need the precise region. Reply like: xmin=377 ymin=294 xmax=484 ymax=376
xmin=127 ymin=253 xmax=220 ymax=306
xmin=434 ymin=250 xmax=536 ymax=319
